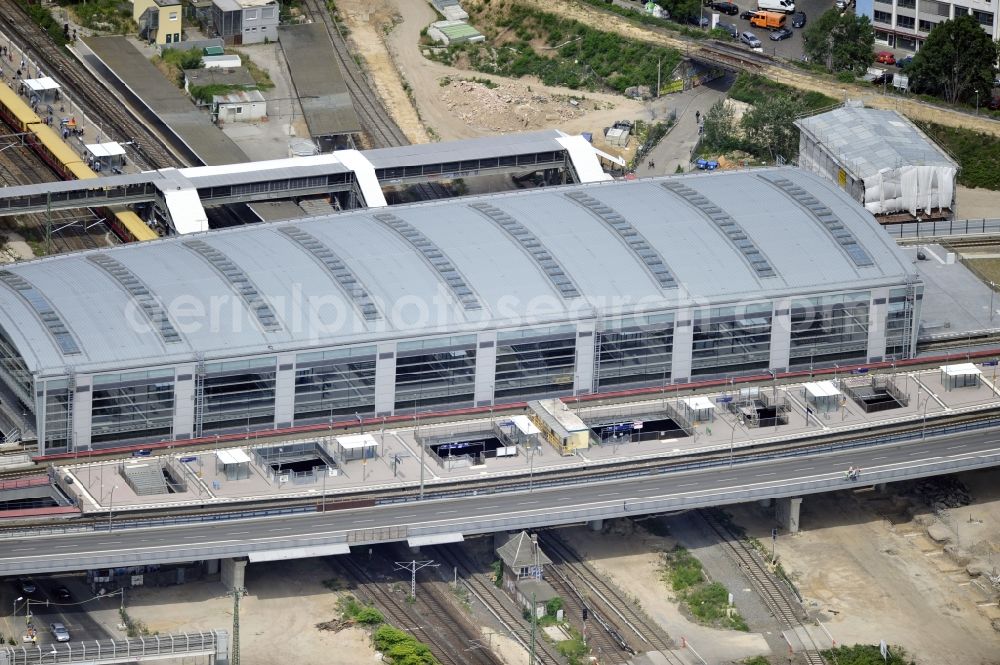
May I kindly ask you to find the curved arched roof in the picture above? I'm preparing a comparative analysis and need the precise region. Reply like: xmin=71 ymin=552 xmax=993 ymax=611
xmin=0 ymin=167 xmax=918 ymax=376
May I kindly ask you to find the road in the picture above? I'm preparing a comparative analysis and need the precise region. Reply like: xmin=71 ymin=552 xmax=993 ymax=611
xmin=2 ymin=430 xmax=999 ymax=576
xmin=5 ymin=577 xmax=115 ymax=646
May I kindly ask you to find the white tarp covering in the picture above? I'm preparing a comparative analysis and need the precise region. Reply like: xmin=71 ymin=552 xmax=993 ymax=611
xmin=864 ymin=164 xmax=956 ymax=217
xmin=556 ymin=134 xmax=614 ymax=182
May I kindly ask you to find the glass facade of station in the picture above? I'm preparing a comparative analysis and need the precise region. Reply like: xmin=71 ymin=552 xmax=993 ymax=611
xmin=201 ymin=358 xmax=277 ymax=434
xmin=691 ymin=304 xmax=772 ymax=376
xmin=494 ymin=325 xmax=577 ymax=400
xmin=293 ymin=346 xmax=377 ymax=423
xmin=394 ymin=335 xmax=477 ymax=412
xmin=91 ymin=369 xmax=175 ymax=445
xmin=12 ymin=286 xmax=923 ymax=454
xmin=596 ymin=313 xmax=674 ymax=389
xmin=789 ymin=291 xmax=870 ymax=366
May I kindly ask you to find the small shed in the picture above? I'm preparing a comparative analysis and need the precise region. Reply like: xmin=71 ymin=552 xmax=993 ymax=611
xmin=681 ymin=396 xmax=716 ymax=423
xmin=496 ymin=531 xmax=559 ymax=617
xmin=939 ymin=363 xmax=981 ymax=390
xmin=431 ymin=0 xmax=469 ymax=21
xmin=84 ymin=142 xmax=127 ymax=173
xmin=202 ymin=54 xmax=243 ymax=69
xmin=528 ymin=399 xmax=594 ymax=455
xmin=214 ymin=89 xmax=266 ymax=123
xmin=515 ymin=578 xmax=560 ymax=619
xmin=216 ymin=448 xmax=251 ymax=480
xmin=427 ymin=20 xmax=485 ymax=46
xmin=22 ymin=77 xmax=60 ymax=104
xmin=335 ymin=433 xmax=379 ymax=462
xmin=803 ymin=380 xmax=842 ymax=413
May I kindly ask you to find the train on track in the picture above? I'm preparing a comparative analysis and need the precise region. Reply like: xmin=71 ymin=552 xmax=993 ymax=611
xmin=0 ymin=83 xmax=158 ymax=243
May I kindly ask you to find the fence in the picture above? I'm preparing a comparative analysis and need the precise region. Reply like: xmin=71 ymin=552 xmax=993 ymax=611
xmin=884 ymin=218 xmax=1000 ymax=239
xmin=842 ymin=375 xmax=910 ymax=413
xmin=0 ymin=630 xmax=226 ymax=665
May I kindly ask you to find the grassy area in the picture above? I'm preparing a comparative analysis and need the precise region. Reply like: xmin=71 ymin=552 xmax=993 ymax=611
xmin=433 ymin=2 xmax=681 ymax=94
xmin=228 ymin=50 xmax=276 ymax=90
xmin=914 ymin=121 xmax=1000 ymax=191
xmin=729 ymin=73 xmax=838 ymax=114
xmin=336 ymin=595 xmax=385 ymax=626
xmin=821 ymin=644 xmax=916 ymax=665
xmin=556 ymin=626 xmax=589 ymax=665
xmin=958 ymin=256 xmax=1000 ymax=286
xmin=155 ymin=48 xmax=204 ymax=86
xmin=17 ymin=0 xmax=69 ymax=46
xmin=373 ymin=625 xmax=440 ymax=665
xmin=661 ymin=547 xmax=748 ymax=631
xmin=65 ymin=0 xmax=134 ymax=34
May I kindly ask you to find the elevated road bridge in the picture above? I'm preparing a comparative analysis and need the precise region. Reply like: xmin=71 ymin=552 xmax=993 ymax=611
xmin=0 ymin=630 xmax=228 ymax=665
xmin=2 ymin=424 xmax=998 ymax=577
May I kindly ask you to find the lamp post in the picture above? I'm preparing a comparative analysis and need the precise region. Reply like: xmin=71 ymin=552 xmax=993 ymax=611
xmin=975 ymin=89 xmax=980 ymax=116
xmin=108 ymin=485 xmax=119 ymax=533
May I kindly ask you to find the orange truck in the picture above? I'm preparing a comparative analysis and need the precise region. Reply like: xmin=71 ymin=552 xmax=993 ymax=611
xmin=750 ymin=11 xmax=786 ymax=28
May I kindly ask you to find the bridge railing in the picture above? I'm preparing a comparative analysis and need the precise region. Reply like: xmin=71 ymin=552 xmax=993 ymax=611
xmin=885 ymin=218 xmax=1000 ymax=239
xmin=0 ymin=630 xmax=226 ymax=665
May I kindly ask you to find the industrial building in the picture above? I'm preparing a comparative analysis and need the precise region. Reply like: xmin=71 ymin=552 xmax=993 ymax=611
xmin=858 ymin=0 xmax=997 ymax=52
xmin=796 ymin=103 xmax=958 ymax=222
xmin=0 ymin=168 xmax=922 ymax=454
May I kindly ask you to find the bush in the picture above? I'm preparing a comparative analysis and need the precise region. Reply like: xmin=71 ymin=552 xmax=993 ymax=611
xmin=915 ymin=121 xmax=1000 ymax=191
xmin=545 ymin=596 xmax=564 ymax=617
xmin=454 ymin=3 xmax=681 ymax=93
xmin=821 ymin=644 xmax=915 ymax=665
xmin=373 ymin=625 xmax=439 ymax=665
xmin=663 ymin=547 xmax=705 ymax=591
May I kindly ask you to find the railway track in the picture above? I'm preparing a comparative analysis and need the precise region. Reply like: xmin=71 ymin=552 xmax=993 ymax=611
xmin=539 ymin=531 xmax=683 ymax=663
xmin=298 ymin=0 xmax=408 ymax=148
xmin=334 ymin=550 xmax=502 ymax=665
xmin=430 ymin=544 xmax=566 ymax=665
xmin=699 ymin=510 xmax=827 ymax=665
xmin=0 ymin=134 xmax=113 ymax=253
xmin=540 ymin=550 xmax=633 ymax=664
xmin=0 ymin=1 xmax=181 ymax=170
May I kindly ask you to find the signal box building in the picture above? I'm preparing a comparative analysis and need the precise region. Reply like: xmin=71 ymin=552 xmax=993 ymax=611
xmin=0 ymin=168 xmax=922 ymax=454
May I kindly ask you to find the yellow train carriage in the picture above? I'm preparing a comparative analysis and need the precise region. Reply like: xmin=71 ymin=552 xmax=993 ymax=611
xmin=113 ymin=210 xmax=158 ymax=242
xmin=0 ymin=83 xmax=42 ymax=132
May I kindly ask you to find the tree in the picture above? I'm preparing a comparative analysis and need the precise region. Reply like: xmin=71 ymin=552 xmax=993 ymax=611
xmin=740 ymin=95 xmax=804 ymax=161
xmin=802 ymin=10 xmax=874 ymax=74
xmin=701 ymin=98 xmax=738 ymax=152
xmin=909 ymin=14 xmax=999 ymax=104
xmin=661 ymin=0 xmax=702 ymax=21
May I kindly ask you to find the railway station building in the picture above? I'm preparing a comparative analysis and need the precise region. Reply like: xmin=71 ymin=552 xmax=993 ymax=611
xmin=0 ymin=168 xmax=922 ymax=454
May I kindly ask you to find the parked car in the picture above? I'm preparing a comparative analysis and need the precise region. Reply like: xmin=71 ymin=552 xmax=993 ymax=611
xmin=875 ymin=51 xmax=896 ymax=65
xmin=770 ymin=27 xmax=793 ymax=40
xmin=740 ymin=31 xmax=762 ymax=47
xmin=131 ymin=448 xmax=152 ymax=457
xmin=687 ymin=14 xmax=710 ymax=26
xmin=716 ymin=20 xmax=739 ymax=37
xmin=740 ymin=8 xmax=757 ymax=19
xmin=18 ymin=579 xmax=37 ymax=597
xmin=49 ymin=623 xmax=70 ymax=643
xmin=54 ymin=586 xmax=72 ymax=602
xmin=989 ymin=96 xmax=1000 ymax=111
xmin=872 ymin=70 xmax=894 ymax=86
xmin=791 ymin=10 xmax=806 ymax=27
xmin=895 ymin=55 xmax=914 ymax=69
xmin=757 ymin=0 xmax=795 ymax=13
xmin=711 ymin=1 xmax=740 ymax=14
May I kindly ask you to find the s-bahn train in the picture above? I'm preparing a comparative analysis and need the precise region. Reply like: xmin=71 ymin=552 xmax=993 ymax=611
xmin=0 ymin=83 xmax=158 ymax=243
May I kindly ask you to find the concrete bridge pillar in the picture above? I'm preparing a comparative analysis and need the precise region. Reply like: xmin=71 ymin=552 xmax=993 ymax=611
xmin=588 ymin=519 xmax=604 ymax=532
xmin=776 ymin=497 xmax=803 ymax=533
xmin=221 ymin=557 xmax=247 ymax=592
xmin=757 ymin=498 xmax=773 ymax=508
xmin=205 ymin=559 xmax=220 ymax=576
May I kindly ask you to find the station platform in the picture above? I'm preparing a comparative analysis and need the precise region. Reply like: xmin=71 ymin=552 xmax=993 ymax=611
xmin=81 ymin=36 xmax=249 ymax=167
xmin=0 ymin=130 xmax=606 ymax=234
xmin=60 ymin=364 xmax=1000 ymax=513
xmin=278 ymin=23 xmax=360 ymax=151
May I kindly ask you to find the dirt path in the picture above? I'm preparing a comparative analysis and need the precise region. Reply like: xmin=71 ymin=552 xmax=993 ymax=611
xmin=726 ymin=480 xmax=1000 ymax=665
xmin=335 ymin=0 xmax=429 ymax=143
xmin=337 ymin=0 xmax=647 ymax=142
xmin=516 ymin=0 xmax=1000 ymax=137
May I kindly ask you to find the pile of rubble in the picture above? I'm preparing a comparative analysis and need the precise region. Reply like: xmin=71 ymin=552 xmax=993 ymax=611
xmin=439 ymin=78 xmax=596 ymax=132
xmin=907 ymin=477 xmax=972 ymax=512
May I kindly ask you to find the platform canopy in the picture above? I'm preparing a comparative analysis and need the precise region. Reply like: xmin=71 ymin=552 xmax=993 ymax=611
xmin=216 ymin=448 xmax=251 ymax=465
xmin=804 ymin=380 xmax=842 ymax=398
xmin=85 ymin=142 xmax=126 ymax=158
xmin=23 ymin=77 xmax=60 ymax=93
xmin=336 ymin=433 xmax=379 ymax=450
xmin=682 ymin=396 xmax=715 ymax=412
xmin=940 ymin=363 xmax=981 ymax=377
xmin=510 ymin=415 xmax=541 ymax=436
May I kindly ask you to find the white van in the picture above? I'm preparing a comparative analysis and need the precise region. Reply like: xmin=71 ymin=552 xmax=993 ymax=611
xmin=757 ymin=0 xmax=795 ymax=13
